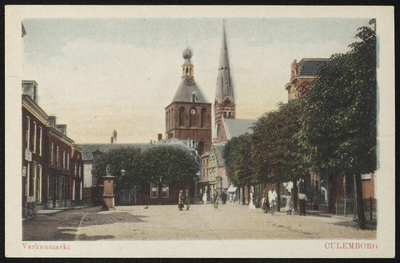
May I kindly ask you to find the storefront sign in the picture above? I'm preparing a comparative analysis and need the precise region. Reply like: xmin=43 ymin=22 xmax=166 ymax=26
xmin=25 ymin=149 xmax=32 ymax=162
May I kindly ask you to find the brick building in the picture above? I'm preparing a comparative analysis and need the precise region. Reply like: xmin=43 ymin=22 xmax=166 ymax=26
xmin=165 ymin=47 xmax=212 ymax=156
xmin=22 ymin=81 xmax=84 ymax=217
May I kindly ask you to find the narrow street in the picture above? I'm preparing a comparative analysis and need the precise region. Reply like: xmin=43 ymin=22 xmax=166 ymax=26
xmin=23 ymin=203 xmax=376 ymax=241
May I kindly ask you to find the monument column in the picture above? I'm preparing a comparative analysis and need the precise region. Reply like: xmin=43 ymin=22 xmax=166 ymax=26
xmin=102 ymin=165 xmax=115 ymax=210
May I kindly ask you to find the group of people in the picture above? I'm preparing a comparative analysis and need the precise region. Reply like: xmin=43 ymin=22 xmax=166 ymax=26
xmin=178 ymin=190 xmax=190 ymax=211
xmin=258 ymin=187 xmax=282 ymax=215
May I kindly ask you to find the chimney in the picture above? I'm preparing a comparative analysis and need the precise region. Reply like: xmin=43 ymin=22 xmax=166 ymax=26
xmin=48 ymin=116 xmax=57 ymax=128
xmin=158 ymin=133 xmax=162 ymax=141
xmin=113 ymin=130 xmax=117 ymax=143
xmin=22 ymin=80 xmax=39 ymax=103
xmin=56 ymin=124 xmax=67 ymax=136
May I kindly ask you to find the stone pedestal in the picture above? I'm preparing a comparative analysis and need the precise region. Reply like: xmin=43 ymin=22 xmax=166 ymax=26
xmin=102 ymin=176 xmax=115 ymax=210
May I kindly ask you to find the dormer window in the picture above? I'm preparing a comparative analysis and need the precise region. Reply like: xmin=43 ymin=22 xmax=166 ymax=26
xmin=192 ymin=93 xmax=196 ymax=103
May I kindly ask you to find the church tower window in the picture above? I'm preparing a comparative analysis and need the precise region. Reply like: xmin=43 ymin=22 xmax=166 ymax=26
xmin=179 ymin=107 xmax=185 ymax=127
xmin=189 ymin=107 xmax=196 ymax=127
xmin=201 ymin=108 xmax=207 ymax=128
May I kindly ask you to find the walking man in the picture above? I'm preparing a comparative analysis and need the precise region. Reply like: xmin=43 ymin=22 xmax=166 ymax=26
xmin=185 ymin=189 xmax=190 ymax=211
xmin=268 ymin=187 xmax=278 ymax=215
xmin=178 ymin=190 xmax=184 ymax=211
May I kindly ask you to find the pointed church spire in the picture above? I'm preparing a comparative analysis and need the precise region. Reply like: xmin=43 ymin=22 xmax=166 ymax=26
xmin=215 ymin=20 xmax=235 ymax=104
xmin=214 ymin=20 xmax=236 ymax=141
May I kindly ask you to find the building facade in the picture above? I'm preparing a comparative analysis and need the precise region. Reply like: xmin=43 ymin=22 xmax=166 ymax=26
xmin=22 ymin=80 xmax=83 ymax=217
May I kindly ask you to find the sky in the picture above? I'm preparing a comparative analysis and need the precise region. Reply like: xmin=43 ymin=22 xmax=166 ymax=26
xmin=22 ymin=16 xmax=372 ymax=144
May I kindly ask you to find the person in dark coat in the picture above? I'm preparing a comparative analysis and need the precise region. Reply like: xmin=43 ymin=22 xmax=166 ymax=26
xmin=185 ymin=189 xmax=190 ymax=211
xmin=178 ymin=190 xmax=184 ymax=211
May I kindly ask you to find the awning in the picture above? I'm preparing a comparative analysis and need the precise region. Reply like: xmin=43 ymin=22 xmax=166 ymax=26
xmin=226 ymin=184 xmax=237 ymax=192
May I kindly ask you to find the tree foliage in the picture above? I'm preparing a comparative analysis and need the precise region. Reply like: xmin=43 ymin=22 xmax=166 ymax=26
xmin=299 ymin=21 xmax=376 ymax=228
xmin=224 ymin=134 xmax=256 ymax=186
xmin=94 ymin=146 xmax=199 ymax=190
xmin=94 ymin=147 xmax=143 ymax=192
xmin=252 ymin=100 xmax=307 ymax=184
xmin=300 ymin=23 xmax=376 ymax=176
xmin=141 ymin=146 xmax=199 ymax=185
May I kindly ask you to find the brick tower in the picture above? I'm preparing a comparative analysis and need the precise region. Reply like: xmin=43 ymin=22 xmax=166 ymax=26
xmin=214 ymin=20 xmax=236 ymax=141
xmin=165 ymin=47 xmax=212 ymax=156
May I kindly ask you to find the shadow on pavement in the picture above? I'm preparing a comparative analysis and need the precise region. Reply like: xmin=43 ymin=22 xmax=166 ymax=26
xmin=81 ymin=212 xmax=148 ymax=227
xmin=332 ymin=220 xmax=376 ymax=231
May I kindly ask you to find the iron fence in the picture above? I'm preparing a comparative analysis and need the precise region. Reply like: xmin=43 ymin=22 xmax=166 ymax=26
xmin=363 ymin=197 xmax=377 ymax=221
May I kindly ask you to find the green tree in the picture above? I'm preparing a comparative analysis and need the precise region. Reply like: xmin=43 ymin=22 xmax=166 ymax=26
xmin=300 ymin=21 xmax=376 ymax=229
xmin=252 ymin=100 xmax=307 ymax=211
xmin=94 ymin=147 xmax=143 ymax=192
xmin=252 ymin=100 xmax=307 ymax=183
xmin=224 ymin=134 xmax=256 ymax=187
xmin=141 ymin=146 xmax=199 ymax=185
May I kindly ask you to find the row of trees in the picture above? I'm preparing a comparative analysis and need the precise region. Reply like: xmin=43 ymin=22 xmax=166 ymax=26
xmin=94 ymin=146 xmax=199 ymax=193
xmin=224 ymin=20 xmax=376 ymax=229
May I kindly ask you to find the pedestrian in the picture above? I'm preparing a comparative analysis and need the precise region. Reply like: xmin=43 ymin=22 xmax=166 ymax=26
xmin=202 ymin=192 xmax=207 ymax=204
xmin=214 ymin=191 xmax=219 ymax=209
xmin=298 ymin=192 xmax=307 ymax=216
xmin=178 ymin=190 xmax=184 ymax=211
xmin=268 ymin=187 xmax=278 ymax=215
xmin=248 ymin=188 xmax=256 ymax=212
xmin=261 ymin=190 xmax=270 ymax=213
xmin=233 ymin=193 xmax=236 ymax=203
xmin=185 ymin=189 xmax=190 ymax=211
xmin=286 ymin=192 xmax=292 ymax=215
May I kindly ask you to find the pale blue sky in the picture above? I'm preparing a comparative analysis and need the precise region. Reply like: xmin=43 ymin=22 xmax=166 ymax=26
xmin=22 ymin=17 xmax=372 ymax=143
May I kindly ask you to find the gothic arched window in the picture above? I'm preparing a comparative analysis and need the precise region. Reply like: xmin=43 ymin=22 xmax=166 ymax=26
xmin=171 ymin=108 xmax=174 ymax=129
xmin=200 ymin=108 xmax=207 ymax=128
xmin=179 ymin=107 xmax=185 ymax=127
xmin=223 ymin=111 xmax=227 ymax=118
xmin=189 ymin=107 xmax=196 ymax=128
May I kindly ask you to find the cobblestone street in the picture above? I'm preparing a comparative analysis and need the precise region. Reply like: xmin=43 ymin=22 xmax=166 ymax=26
xmin=23 ymin=203 xmax=376 ymax=241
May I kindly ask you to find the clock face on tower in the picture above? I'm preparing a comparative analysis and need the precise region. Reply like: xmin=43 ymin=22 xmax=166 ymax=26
xmin=185 ymin=76 xmax=196 ymax=86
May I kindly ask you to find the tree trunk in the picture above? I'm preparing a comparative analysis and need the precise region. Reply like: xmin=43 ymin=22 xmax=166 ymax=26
xmin=277 ymin=183 xmax=281 ymax=212
xmin=293 ymin=180 xmax=298 ymax=214
xmin=355 ymin=173 xmax=366 ymax=229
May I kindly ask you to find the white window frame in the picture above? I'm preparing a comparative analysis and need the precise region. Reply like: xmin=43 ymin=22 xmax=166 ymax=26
xmin=35 ymin=164 xmax=42 ymax=202
xmin=56 ymin=145 xmax=59 ymax=167
xmin=33 ymin=122 xmax=37 ymax=153
xmin=63 ymin=150 xmax=66 ymax=170
xmin=150 ymin=182 xmax=158 ymax=198
xmin=162 ymin=183 xmax=169 ymax=198
xmin=72 ymin=180 xmax=76 ymax=200
xmin=80 ymin=182 xmax=83 ymax=200
xmin=75 ymin=163 xmax=78 ymax=176
xmin=26 ymin=116 xmax=30 ymax=149
xmin=67 ymin=153 xmax=69 ymax=171
xmin=26 ymin=163 xmax=30 ymax=197
xmin=39 ymin=126 xmax=42 ymax=156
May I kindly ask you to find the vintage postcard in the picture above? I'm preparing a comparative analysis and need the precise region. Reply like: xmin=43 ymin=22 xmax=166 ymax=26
xmin=5 ymin=6 xmax=395 ymax=258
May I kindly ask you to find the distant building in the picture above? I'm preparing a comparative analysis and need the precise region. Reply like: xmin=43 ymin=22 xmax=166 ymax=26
xmin=285 ymin=58 xmax=330 ymax=101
